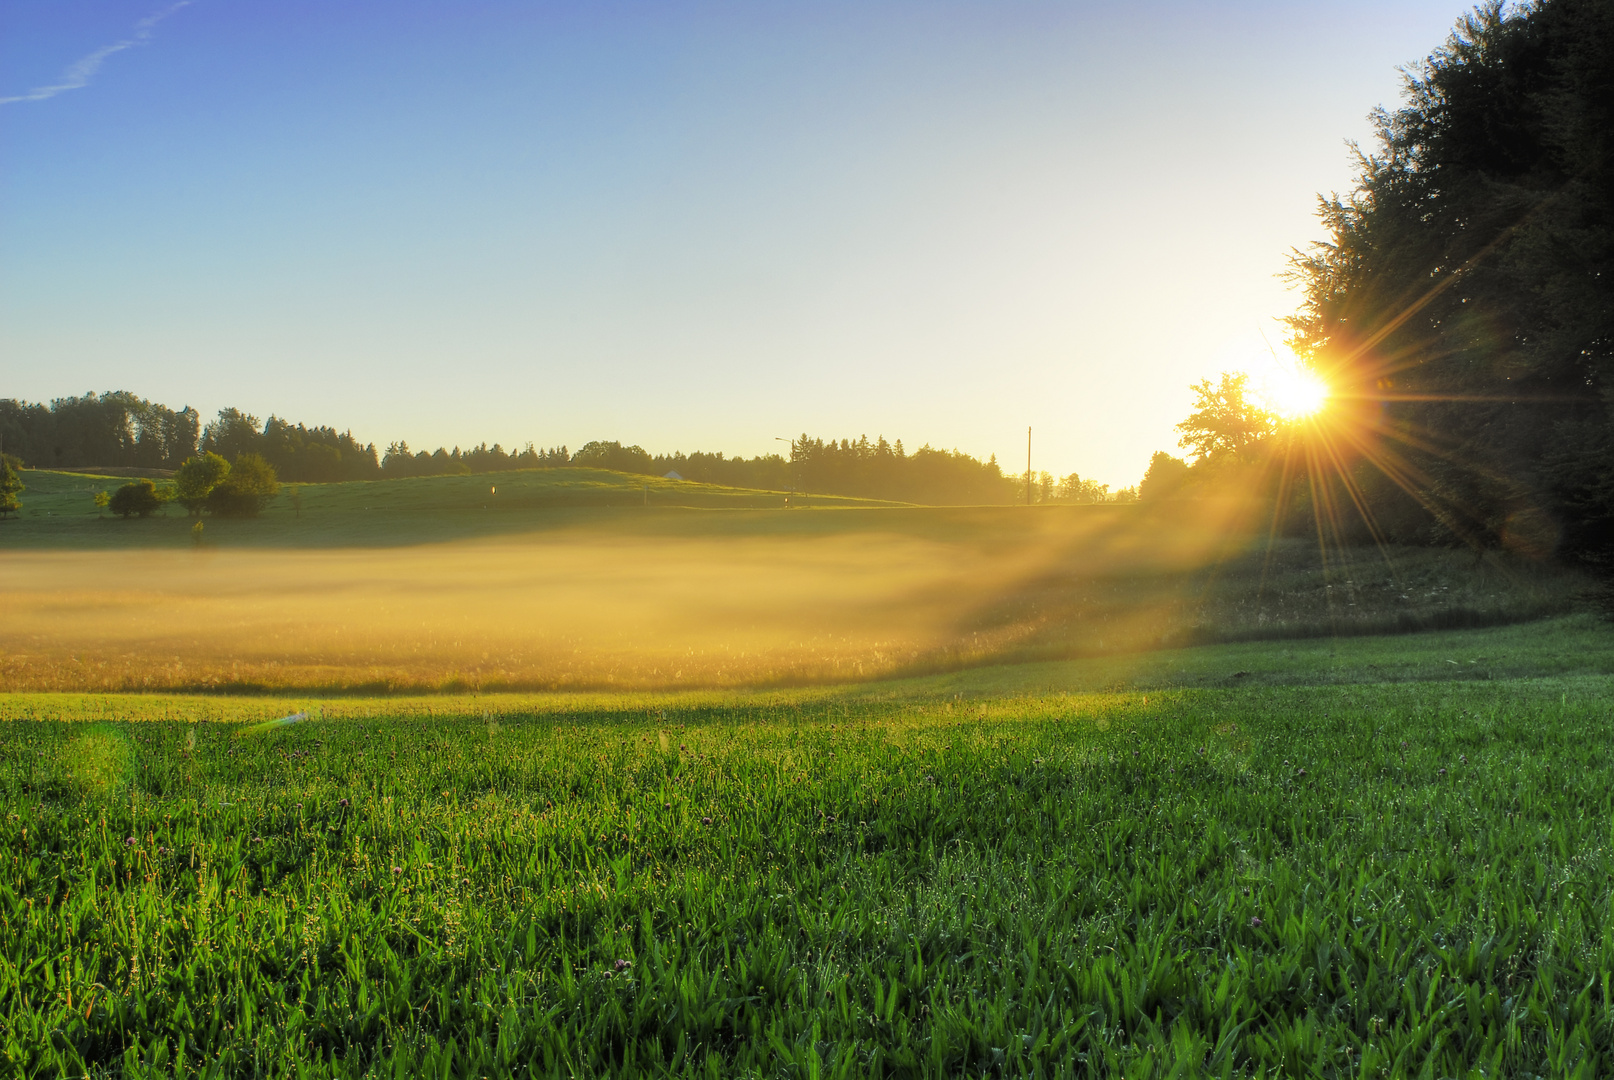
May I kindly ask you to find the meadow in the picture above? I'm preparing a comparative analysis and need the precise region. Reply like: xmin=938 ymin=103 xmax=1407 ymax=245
xmin=4 ymin=618 xmax=1614 ymax=1078
xmin=0 ymin=468 xmax=896 ymax=551
xmin=0 ymin=469 xmax=1588 ymax=695
xmin=5 ymin=467 xmax=1611 ymax=1076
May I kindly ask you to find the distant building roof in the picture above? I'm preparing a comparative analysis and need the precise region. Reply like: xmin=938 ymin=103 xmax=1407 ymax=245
xmin=662 ymin=471 xmax=683 ymax=481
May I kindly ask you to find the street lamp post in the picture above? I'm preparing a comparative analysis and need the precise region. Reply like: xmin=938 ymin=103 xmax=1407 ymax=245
xmin=774 ymin=437 xmax=797 ymax=506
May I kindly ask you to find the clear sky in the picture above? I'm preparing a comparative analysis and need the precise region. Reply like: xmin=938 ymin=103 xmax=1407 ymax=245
xmin=2 ymin=0 xmax=1468 ymax=485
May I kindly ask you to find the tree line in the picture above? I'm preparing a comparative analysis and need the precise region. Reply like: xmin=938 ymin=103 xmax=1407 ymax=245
xmin=0 ymin=394 xmax=380 ymax=483
xmin=553 ymin=436 xmax=1136 ymax=506
xmin=0 ymin=393 xmax=1147 ymax=507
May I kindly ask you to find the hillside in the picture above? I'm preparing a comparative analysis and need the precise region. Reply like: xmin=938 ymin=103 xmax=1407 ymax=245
xmin=0 ymin=467 xmax=907 ymax=549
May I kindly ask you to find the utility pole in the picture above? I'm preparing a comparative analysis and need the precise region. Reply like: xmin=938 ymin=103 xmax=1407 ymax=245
xmin=1026 ymin=427 xmax=1032 ymax=506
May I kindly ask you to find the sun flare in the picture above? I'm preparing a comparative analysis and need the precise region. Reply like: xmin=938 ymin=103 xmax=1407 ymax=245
xmin=1260 ymin=363 xmax=1330 ymax=420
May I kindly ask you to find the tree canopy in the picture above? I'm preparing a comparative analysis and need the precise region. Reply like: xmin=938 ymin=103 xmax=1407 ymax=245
xmin=1285 ymin=0 xmax=1614 ymax=557
xmin=207 ymin=453 xmax=281 ymax=518
xmin=1174 ymin=373 xmax=1277 ymax=464
xmin=174 ymin=452 xmax=231 ymax=516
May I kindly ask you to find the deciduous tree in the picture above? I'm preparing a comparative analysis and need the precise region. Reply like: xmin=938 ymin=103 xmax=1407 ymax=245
xmin=174 ymin=453 xmax=231 ymax=516
xmin=1138 ymin=452 xmax=1191 ymax=501
xmin=1174 ymin=372 xmax=1276 ymax=464
xmin=207 ymin=453 xmax=280 ymax=517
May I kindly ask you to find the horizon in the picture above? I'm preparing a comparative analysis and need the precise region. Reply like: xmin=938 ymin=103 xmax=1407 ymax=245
xmin=3 ymin=0 xmax=1464 ymax=486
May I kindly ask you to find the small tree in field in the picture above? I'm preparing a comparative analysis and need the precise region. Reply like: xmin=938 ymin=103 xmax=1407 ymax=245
xmin=110 ymin=479 xmax=163 ymax=519
xmin=208 ymin=453 xmax=280 ymax=517
xmin=174 ymin=452 xmax=231 ymax=516
xmin=0 ymin=458 xmax=22 ymax=518
xmin=94 ymin=490 xmax=111 ymax=516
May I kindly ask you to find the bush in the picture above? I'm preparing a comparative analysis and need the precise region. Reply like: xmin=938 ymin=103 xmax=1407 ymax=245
xmin=109 ymin=479 xmax=163 ymax=519
xmin=207 ymin=453 xmax=280 ymax=517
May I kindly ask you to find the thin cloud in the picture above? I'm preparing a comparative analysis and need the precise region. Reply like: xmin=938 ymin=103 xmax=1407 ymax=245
xmin=1 ymin=2 xmax=193 ymax=106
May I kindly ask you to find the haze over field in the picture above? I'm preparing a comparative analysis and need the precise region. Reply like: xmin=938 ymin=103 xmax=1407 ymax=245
xmin=1 ymin=487 xmax=1579 ymax=694
xmin=0 ymin=506 xmax=1239 ymax=691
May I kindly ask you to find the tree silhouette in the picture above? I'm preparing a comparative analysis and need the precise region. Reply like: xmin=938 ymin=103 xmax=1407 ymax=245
xmin=1175 ymin=373 xmax=1276 ymax=464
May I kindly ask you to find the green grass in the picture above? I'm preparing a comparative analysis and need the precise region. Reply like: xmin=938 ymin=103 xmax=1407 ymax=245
xmin=5 ymin=619 xmax=1614 ymax=1077
xmin=0 ymin=468 xmax=906 ymax=549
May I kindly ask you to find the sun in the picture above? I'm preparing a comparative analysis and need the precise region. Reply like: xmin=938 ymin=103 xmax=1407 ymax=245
xmin=1259 ymin=362 xmax=1330 ymax=420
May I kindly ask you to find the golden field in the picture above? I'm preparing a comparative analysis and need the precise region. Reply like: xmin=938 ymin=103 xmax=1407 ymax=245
xmin=0 ymin=492 xmax=1578 ymax=693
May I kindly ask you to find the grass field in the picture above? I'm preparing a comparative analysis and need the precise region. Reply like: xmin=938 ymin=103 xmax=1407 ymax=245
xmin=0 ymin=469 xmax=1591 ymax=695
xmin=5 ymin=618 xmax=1614 ymax=1077
xmin=0 ymin=468 xmax=899 ymax=550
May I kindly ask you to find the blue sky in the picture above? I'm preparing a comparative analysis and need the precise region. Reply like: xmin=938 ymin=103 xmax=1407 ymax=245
xmin=2 ymin=0 xmax=1467 ymax=484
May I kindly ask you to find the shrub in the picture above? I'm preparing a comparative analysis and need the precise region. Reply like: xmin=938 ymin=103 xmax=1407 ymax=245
xmin=109 ymin=479 xmax=163 ymax=519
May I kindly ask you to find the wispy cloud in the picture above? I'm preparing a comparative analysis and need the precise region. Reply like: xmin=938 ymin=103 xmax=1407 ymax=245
xmin=1 ymin=2 xmax=194 ymax=106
